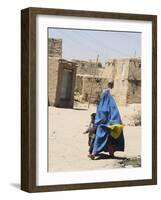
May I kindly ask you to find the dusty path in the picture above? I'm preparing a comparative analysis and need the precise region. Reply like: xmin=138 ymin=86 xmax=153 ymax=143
xmin=48 ymin=106 xmax=141 ymax=172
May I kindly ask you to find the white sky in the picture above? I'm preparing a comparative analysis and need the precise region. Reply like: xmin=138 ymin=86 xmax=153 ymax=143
xmin=48 ymin=28 xmax=141 ymax=65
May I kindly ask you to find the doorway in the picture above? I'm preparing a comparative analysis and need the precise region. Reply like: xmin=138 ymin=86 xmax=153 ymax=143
xmin=55 ymin=59 xmax=77 ymax=108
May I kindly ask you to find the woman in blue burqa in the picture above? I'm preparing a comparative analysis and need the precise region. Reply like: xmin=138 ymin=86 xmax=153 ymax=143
xmin=89 ymin=83 xmax=125 ymax=160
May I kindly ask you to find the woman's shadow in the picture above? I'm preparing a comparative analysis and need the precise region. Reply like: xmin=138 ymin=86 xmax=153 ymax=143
xmin=95 ymin=153 xmax=127 ymax=160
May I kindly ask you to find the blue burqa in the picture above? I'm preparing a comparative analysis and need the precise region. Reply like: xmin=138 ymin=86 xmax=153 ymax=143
xmin=92 ymin=89 xmax=124 ymax=155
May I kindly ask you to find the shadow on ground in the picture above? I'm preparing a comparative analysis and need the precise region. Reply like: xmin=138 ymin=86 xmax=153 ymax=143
xmin=95 ymin=153 xmax=127 ymax=160
xmin=94 ymin=153 xmax=141 ymax=168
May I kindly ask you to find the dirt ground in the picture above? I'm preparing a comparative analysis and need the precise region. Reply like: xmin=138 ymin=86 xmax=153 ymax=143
xmin=48 ymin=105 xmax=141 ymax=172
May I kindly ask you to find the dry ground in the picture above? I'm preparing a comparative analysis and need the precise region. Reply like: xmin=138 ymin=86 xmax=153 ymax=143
xmin=48 ymin=105 xmax=141 ymax=172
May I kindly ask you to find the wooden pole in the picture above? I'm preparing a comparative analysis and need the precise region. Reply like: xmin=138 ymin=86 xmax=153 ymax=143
xmin=88 ymin=54 xmax=99 ymax=108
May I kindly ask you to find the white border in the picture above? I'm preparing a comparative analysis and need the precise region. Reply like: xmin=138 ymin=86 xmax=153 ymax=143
xmin=36 ymin=15 xmax=152 ymax=186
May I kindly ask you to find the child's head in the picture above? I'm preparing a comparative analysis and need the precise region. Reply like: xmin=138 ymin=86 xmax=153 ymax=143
xmin=91 ymin=113 xmax=96 ymax=121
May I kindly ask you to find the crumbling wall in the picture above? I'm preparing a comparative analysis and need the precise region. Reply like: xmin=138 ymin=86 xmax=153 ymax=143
xmin=127 ymin=80 xmax=141 ymax=104
xmin=73 ymin=59 xmax=102 ymax=76
xmin=48 ymin=58 xmax=77 ymax=107
xmin=128 ymin=58 xmax=141 ymax=80
xmin=104 ymin=57 xmax=141 ymax=105
xmin=48 ymin=37 xmax=141 ymax=106
xmin=127 ymin=58 xmax=141 ymax=104
xmin=48 ymin=38 xmax=62 ymax=106
xmin=75 ymin=75 xmax=108 ymax=104
xmin=111 ymin=80 xmax=129 ymax=106
xmin=105 ymin=58 xmax=130 ymax=80
xmin=48 ymin=58 xmax=59 ymax=106
xmin=48 ymin=38 xmax=62 ymax=58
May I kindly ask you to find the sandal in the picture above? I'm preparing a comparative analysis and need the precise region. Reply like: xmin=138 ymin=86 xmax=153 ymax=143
xmin=88 ymin=154 xmax=95 ymax=160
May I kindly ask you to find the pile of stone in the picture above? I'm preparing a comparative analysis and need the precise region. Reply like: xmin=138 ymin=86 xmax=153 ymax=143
xmin=119 ymin=104 xmax=141 ymax=126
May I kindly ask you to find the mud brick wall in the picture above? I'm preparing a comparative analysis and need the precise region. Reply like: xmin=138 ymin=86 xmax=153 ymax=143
xmin=127 ymin=80 xmax=141 ymax=104
xmin=104 ymin=57 xmax=141 ymax=105
xmin=75 ymin=75 xmax=108 ymax=104
xmin=73 ymin=59 xmax=102 ymax=76
xmin=48 ymin=37 xmax=141 ymax=106
xmin=48 ymin=38 xmax=62 ymax=106
xmin=48 ymin=38 xmax=62 ymax=58
xmin=48 ymin=58 xmax=59 ymax=106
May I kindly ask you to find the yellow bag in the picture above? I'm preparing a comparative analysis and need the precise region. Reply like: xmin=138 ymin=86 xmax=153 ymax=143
xmin=107 ymin=124 xmax=124 ymax=139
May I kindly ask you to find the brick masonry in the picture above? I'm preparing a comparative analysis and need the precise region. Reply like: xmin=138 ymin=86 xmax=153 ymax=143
xmin=48 ymin=38 xmax=141 ymax=107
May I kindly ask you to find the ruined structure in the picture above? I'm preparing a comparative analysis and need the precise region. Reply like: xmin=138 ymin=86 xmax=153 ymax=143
xmin=75 ymin=75 xmax=108 ymax=104
xmin=48 ymin=38 xmax=62 ymax=58
xmin=104 ymin=57 xmax=141 ymax=105
xmin=72 ymin=59 xmax=102 ymax=76
xmin=48 ymin=38 xmax=77 ymax=108
xmin=73 ymin=60 xmax=106 ymax=104
xmin=74 ymin=57 xmax=141 ymax=105
xmin=48 ymin=37 xmax=141 ymax=107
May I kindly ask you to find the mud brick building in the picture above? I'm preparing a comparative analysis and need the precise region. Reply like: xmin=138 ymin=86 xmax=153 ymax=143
xmin=48 ymin=39 xmax=77 ymax=108
xmin=104 ymin=57 xmax=141 ymax=105
xmin=48 ymin=38 xmax=141 ymax=107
